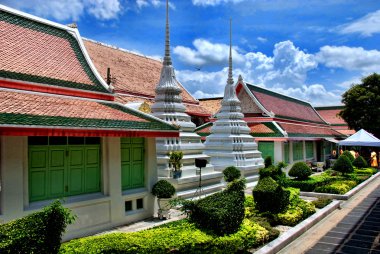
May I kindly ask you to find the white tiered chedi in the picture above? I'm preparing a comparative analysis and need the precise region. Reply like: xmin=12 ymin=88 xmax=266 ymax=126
xmin=204 ymin=24 xmax=264 ymax=184
xmin=151 ymin=0 xmax=223 ymax=198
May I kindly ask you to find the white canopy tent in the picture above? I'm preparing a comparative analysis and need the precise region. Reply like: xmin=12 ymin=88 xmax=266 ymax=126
xmin=338 ymin=129 xmax=380 ymax=147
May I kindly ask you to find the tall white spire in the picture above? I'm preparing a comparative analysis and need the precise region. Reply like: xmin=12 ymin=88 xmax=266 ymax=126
xmin=204 ymin=19 xmax=264 ymax=181
xmin=152 ymin=0 xmax=223 ymax=197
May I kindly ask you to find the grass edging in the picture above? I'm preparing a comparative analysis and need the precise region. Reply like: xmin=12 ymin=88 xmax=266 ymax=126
xmin=299 ymin=171 xmax=380 ymax=200
xmin=254 ymin=200 xmax=340 ymax=254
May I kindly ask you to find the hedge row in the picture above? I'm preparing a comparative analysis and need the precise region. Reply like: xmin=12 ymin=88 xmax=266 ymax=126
xmin=280 ymin=175 xmax=336 ymax=191
xmin=60 ymin=219 xmax=270 ymax=254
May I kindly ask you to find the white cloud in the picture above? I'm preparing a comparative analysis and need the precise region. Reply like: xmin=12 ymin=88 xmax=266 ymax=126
xmin=136 ymin=0 xmax=176 ymax=9
xmin=316 ymin=46 xmax=380 ymax=72
xmin=257 ymin=36 xmax=267 ymax=43
xmin=192 ymin=0 xmax=244 ymax=6
xmin=2 ymin=0 xmax=121 ymax=21
xmin=173 ymin=39 xmax=245 ymax=66
xmin=340 ymin=10 xmax=380 ymax=37
xmin=136 ymin=0 xmax=149 ymax=9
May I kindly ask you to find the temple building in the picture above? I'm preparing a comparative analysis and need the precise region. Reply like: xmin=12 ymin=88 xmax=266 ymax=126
xmin=198 ymin=76 xmax=346 ymax=166
xmin=204 ymin=22 xmax=263 ymax=185
xmin=0 ymin=4 xmax=179 ymax=240
xmin=315 ymin=106 xmax=356 ymax=137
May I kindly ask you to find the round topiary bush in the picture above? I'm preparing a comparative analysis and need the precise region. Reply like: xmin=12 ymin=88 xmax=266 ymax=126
xmin=353 ymin=155 xmax=368 ymax=169
xmin=151 ymin=180 xmax=176 ymax=199
xmin=332 ymin=155 xmax=354 ymax=175
xmin=288 ymin=162 xmax=312 ymax=180
xmin=252 ymin=177 xmax=290 ymax=213
xmin=264 ymin=156 xmax=273 ymax=168
xmin=223 ymin=166 xmax=241 ymax=182
xmin=341 ymin=150 xmax=354 ymax=163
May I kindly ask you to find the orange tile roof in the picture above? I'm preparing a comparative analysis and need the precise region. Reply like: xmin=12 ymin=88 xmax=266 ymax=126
xmin=83 ymin=40 xmax=197 ymax=104
xmin=249 ymin=123 xmax=275 ymax=134
xmin=0 ymin=89 xmax=145 ymax=122
xmin=198 ymin=98 xmax=222 ymax=116
xmin=247 ymin=84 xmax=325 ymax=124
xmin=0 ymin=10 xmax=108 ymax=93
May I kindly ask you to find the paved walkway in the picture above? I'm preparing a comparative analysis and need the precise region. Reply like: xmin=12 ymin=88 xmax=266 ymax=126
xmin=279 ymin=173 xmax=380 ymax=254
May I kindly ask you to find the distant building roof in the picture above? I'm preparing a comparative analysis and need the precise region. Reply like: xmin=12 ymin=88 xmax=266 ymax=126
xmin=315 ymin=106 xmax=356 ymax=136
xmin=198 ymin=97 xmax=223 ymax=116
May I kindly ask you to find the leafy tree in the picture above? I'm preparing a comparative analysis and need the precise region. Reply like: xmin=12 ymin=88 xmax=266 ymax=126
xmin=339 ymin=73 xmax=380 ymax=138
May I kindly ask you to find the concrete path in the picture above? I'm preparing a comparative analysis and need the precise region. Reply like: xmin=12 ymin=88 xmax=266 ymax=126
xmin=279 ymin=173 xmax=380 ymax=254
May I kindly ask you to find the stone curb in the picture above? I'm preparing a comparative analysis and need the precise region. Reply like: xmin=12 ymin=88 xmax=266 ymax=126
xmin=300 ymin=171 xmax=380 ymax=200
xmin=254 ymin=200 xmax=341 ymax=254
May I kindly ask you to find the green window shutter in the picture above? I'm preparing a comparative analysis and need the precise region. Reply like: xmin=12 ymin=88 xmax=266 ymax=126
xmin=284 ymin=142 xmax=290 ymax=163
xmin=258 ymin=141 xmax=274 ymax=161
xmin=305 ymin=141 xmax=314 ymax=159
xmin=293 ymin=141 xmax=303 ymax=161
xmin=121 ymin=138 xmax=145 ymax=191
xmin=29 ymin=147 xmax=49 ymax=202
xmin=29 ymin=139 xmax=101 ymax=202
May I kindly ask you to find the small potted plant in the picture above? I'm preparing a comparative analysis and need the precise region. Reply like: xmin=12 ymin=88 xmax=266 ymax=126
xmin=151 ymin=180 xmax=176 ymax=219
xmin=169 ymin=151 xmax=183 ymax=179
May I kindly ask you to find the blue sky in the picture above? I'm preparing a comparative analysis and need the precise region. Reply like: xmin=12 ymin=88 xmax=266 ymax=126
xmin=2 ymin=0 xmax=380 ymax=106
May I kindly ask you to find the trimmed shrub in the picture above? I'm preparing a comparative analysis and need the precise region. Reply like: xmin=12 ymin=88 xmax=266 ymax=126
xmin=353 ymin=156 xmax=368 ymax=169
xmin=60 ymin=219 xmax=270 ymax=253
xmin=185 ymin=179 xmax=246 ymax=235
xmin=259 ymin=162 xmax=287 ymax=181
xmin=355 ymin=167 xmax=377 ymax=175
xmin=312 ymin=197 xmax=332 ymax=209
xmin=280 ymin=175 xmax=335 ymax=192
xmin=264 ymin=156 xmax=273 ymax=168
xmin=223 ymin=166 xmax=241 ymax=182
xmin=0 ymin=200 xmax=74 ymax=254
xmin=259 ymin=165 xmax=276 ymax=179
xmin=274 ymin=207 xmax=303 ymax=226
xmin=288 ymin=162 xmax=312 ymax=180
xmin=253 ymin=177 xmax=290 ymax=214
xmin=151 ymin=180 xmax=175 ymax=198
xmin=315 ymin=182 xmax=351 ymax=194
xmin=332 ymin=155 xmax=354 ymax=175
xmin=342 ymin=150 xmax=355 ymax=163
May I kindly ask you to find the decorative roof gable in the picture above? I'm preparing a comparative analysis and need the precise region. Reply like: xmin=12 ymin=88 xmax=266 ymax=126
xmin=0 ymin=6 xmax=110 ymax=94
xmin=245 ymin=83 xmax=326 ymax=124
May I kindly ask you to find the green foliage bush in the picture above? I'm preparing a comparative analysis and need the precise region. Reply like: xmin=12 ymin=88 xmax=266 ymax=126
xmin=60 ymin=219 xmax=270 ymax=253
xmin=259 ymin=162 xmax=287 ymax=181
xmin=259 ymin=165 xmax=276 ymax=179
xmin=151 ymin=180 xmax=176 ymax=198
xmin=315 ymin=181 xmax=352 ymax=194
xmin=332 ymin=155 xmax=354 ymax=175
xmin=353 ymin=156 xmax=368 ymax=169
xmin=354 ymin=167 xmax=375 ymax=175
xmin=185 ymin=179 xmax=245 ymax=236
xmin=223 ymin=166 xmax=241 ymax=182
xmin=264 ymin=156 xmax=273 ymax=168
xmin=280 ymin=175 xmax=335 ymax=191
xmin=0 ymin=200 xmax=74 ymax=254
xmin=342 ymin=150 xmax=355 ymax=163
xmin=312 ymin=197 xmax=332 ymax=209
xmin=253 ymin=177 xmax=290 ymax=213
xmin=288 ymin=162 xmax=312 ymax=180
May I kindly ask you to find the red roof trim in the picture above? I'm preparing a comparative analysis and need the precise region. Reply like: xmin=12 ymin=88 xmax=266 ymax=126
xmin=0 ymin=79 xmax=114 ymax=101
xmin=0 ymin=127 xmax=179 ymax=138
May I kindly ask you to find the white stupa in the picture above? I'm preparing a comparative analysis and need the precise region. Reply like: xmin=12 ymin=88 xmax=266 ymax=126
xmin=204 ymin=20 xmax=264 ymax=182
xmin=151 ymin=0 xmax=223 ymax=197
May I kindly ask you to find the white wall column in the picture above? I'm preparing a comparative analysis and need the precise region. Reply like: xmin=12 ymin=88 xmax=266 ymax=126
xmin=1 ymin=136 xmax=26 ymax=221
xmin=274 ymin=141 xmax=283 ymax=164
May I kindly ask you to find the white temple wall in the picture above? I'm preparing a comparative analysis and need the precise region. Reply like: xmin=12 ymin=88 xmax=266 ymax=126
xmin=274 ymin=141 xmax=283 ymax=164
xmin=0 ymin=135 xmax=156 ymax=241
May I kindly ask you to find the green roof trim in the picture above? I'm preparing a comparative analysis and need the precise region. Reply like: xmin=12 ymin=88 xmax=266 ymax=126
xmin=275 ymin=115 xmax=325 ymax=124
xmin=194 ymin=122 xmax=213 ymax=132
xmin=0 ymin=10 xmax=108 ymax=93
xmin=0 ymin=112 xmax=176 ymax=131
xmin=246 ymin=83 xmax=311 ymax=107
xmin=315 ymin=106 xmax=344 ymax=110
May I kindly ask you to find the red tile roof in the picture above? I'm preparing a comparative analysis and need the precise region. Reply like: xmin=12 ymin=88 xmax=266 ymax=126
xmin=315 ymin=108 xmax=346 ymax=125
xmin=83 ymin=40 xmax=197 ymax=104
xmin=278 ymin=122 xmax=343 ymax=137
xmin=0 ymin=10 xmax=108 ymax=93
xmin=249 ymin=123 xmax=276 ymax=134
xmin=246 ymin=84 xmax=326 ymax=124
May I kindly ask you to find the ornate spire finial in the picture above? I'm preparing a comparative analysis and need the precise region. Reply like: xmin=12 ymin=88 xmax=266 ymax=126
xmin=227 ymin=18 xmax=233 ymax=85
xmin=163 ymin=0 xmax=172 ymax=66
